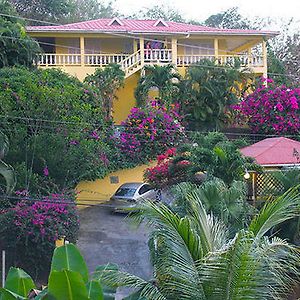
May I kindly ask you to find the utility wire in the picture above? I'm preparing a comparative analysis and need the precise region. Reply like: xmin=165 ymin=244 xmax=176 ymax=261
xmin=1 ymin=115 xmax=300 ymax=139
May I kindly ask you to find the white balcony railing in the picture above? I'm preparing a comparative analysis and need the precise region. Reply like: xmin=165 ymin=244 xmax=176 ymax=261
xmin=84 ymin=54 xmax=129 ymax=66
xmin=38 ymin=53 xmax=130 ymax=66
xmin=38 ymin=52 xmax=265 ymax=72
xmin=39 ymin=54 xmax=81 ymax=65
xmin=177 ymin=54 xmax=264 ymax=68
xmin=144 ymin=49 xmax=172 ymax=63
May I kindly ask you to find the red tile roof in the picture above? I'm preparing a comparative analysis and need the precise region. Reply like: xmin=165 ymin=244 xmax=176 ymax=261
xmin=27 ymin=18 xmax=279 ymax=36
xmin=240 ymin=137 xmax=300 ymax=166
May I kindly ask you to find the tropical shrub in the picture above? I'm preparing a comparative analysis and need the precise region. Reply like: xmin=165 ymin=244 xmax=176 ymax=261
xmin=0 ymin=192 xmax=79 ymax=279
xmin=135 ymin=64 xmax=181 ymax=106
xmin=171 ymin=180 xmax=254 ymax=235
xmin=0 ymin=67 xmax=122 ymax=192
xmin=101 ymin=187 xmax=300 ymax=299
xmin=0 ymin=243 xmax=118 ymax=299
xmin=117 ymin=101 xmax=185 ymax=163
xmin=144 ymin=132 xmax=256 ymax=187
xmin=178 ymin=59 xmax=254 ymax=130
xmin=232 ymin=78 xmax=300 ymax=134
xmin=0 ymin=130 xmax=16 ymax=195
xmin=144 ymin=147 xmax=193 ymax=188
xmin=84 ymin=64 xmax=125 ymax=120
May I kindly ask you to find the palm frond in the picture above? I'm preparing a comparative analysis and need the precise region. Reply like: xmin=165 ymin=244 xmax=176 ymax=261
xmin=199 ymin=230 xmax=275 ymax=300
xmin=254 ymin=236 xmax=300 ymax=299
xmin=131 ymin=200 xmax=205 ymax=298
xmin=185 ymin=190 xmax=228 ymax=254
xmin=0 ymin=160 xmax=16 ymax=194
xmin=97 ymin=269 xmax=166 ymax=300
xmin=249 ymin=186 xmax=300 ymax=239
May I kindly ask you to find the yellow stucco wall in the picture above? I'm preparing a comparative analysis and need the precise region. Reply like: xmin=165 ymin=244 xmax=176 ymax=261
xmin=113 ymin=72 xmax=139 ymax=124
xmin=76 ymin=162 xmax=156 ymax=208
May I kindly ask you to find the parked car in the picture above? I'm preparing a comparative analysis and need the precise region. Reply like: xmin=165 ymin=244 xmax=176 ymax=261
xmin=108 ymin=182 xmax=157 ymax=213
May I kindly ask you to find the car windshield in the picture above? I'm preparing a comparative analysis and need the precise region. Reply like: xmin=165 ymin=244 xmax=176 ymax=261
xmin=115 ymin=187 xmax=136 ymax=197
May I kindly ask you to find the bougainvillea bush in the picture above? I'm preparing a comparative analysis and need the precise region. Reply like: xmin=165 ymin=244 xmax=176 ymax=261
xmin=232 ymin=78 xmax=300 ymax=134
xmin=116 ymin=101 xmax=186 ymax=163
xmin=145 ymin=132 xmax=257 ymax=187
xmin=0 ymin=192 xmax=79 ymax=279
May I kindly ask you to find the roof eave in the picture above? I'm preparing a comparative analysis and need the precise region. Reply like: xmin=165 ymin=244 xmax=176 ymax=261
xmin=261 ymin=163 xmax=300 ymax=167
xmin=26 ymin=28 xmax=280 ymax=37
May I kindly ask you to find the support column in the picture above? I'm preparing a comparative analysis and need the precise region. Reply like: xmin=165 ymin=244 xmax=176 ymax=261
xmin=214 ymin=38 xmax=219 ymax=62
xmin=262 ymin=39 xmax=268 ymax=79
xmin=247 ymin=47 xmax=252 ymax=67
xmin=133 ymin=39 xmax=137 ymax=52
xmin=171 ymin=38 xmax=177 ymax=65
xmin=139 ymin=36 xmax=144 ymax=65
xmin=80 ymin=36 xmax=85 ymax=67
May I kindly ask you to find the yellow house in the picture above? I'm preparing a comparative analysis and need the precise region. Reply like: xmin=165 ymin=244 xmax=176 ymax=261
xmin=27 ymin=18 xmax=279 ymax=123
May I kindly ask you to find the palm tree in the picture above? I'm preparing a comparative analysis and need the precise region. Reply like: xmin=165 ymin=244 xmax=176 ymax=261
xmin=135 ymin=64 xmax=181 ymax=106
xmin=0 ymin=130 xmax=16 ymax=194
xmin=84 ymin=64 xmax=125 ymax=120
xmin=178 ymin=59 xmax=254 ymax=130
xmin=101 ymin=186 xmax=300 ymax=299
xmin=171 ymin=179 xmax=253 ymax=235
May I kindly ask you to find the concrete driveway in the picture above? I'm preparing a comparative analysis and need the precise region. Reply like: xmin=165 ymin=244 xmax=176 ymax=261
xmin=77 ymin=204 xmax=152 ymax=297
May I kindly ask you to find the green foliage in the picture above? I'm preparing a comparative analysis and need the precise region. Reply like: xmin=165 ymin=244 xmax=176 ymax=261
xmin=100 ymin=187 xmax=300 ymax=299
xmin=145 ymin=132 xmax=257 ymax=187
xmin=0 ymin=131 xmax=16 ymax=194
xmin=178 ymin=59 xmax=254 ymax=130
xmin=262 ymin=170 xmax=300 ymax=245
xmin=51 ymin=243 xmax=89 ymax=283
xmin=0 ymin=2 xmax=40 ymax=68
xmin=0 ymin=67 xmax=122 ymax=192
xmin=10 ymin=0 xmax=73 ymax=23
xmin=84 ymin=64 xmax=125 ymax=120
xmin=0 ymin=243 xmax=113 ymax=300
xmin=172 ymin=179 xmax=253 ymax=235
xmin=66 ymin=0 xmax=118 ymax=23
xmin=4 ymin=267 xmax=35 ymax=297
xmin=204 ymin=7 xmax=252 ymax=29
xmin=135 ymin=4 xmax=185 ymax=22
xmin=134 ymin=64 xmax=181 ymax=107
xmin=267 ymin=50 xmax=288 ymax=85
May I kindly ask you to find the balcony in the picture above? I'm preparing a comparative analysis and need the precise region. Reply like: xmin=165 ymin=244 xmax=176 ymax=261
xmin=37 ymin=49 xmax=266 ymax=79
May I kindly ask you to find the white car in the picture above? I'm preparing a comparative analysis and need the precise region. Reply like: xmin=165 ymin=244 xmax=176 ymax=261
xmin=109 ymin=182 xmax=157 ymax=213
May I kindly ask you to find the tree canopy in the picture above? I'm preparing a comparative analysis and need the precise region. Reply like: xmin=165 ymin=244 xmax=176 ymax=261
xmin=204 ymin=7 xmax=252 ymax=29
xmin=134 ymin=4 xmax=185 ymax=22
xmin=0 ymin=1 xmax=40 ymax=68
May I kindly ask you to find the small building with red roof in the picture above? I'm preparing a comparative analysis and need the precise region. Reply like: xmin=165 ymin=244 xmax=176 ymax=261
xmin=241 ymin=137 xmax=300 ymax=201
xmin=241 ymin=137 xmax=300 ymax=167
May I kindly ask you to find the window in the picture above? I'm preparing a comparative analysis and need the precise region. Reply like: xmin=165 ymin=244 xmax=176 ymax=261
xmin=108 ymin=18 xmax=123 ymax=26
xmin=115 ymin=187 xmax=136 ymax=197
xmin=138 ymin=184 xmax=153 ymax=195
xmin=154 ymin=19 xmax=168 ymax=27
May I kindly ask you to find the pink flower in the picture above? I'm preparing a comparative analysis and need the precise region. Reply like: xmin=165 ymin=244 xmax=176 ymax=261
xmin=43 ymin=166 xmax=49 ymax=177
xmin=275 ymin=103 xmax=284 ymax=112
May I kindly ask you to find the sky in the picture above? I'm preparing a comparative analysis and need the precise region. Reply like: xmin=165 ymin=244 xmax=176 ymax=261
xmin=115 ymin=0 xmax=300 ymax=24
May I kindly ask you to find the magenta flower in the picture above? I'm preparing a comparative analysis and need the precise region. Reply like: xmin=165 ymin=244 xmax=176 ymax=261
xmin=43 ymin=166 xmax=49 ymax=177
